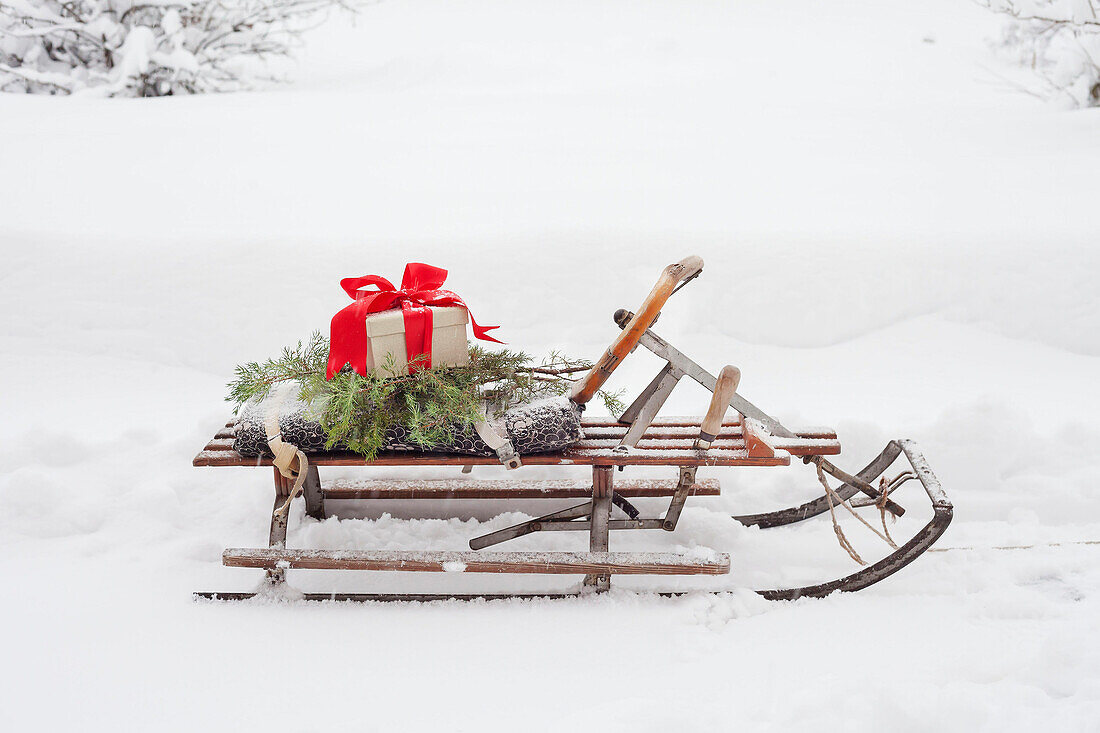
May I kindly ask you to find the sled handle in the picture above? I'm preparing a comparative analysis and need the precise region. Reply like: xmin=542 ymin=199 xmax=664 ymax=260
xmin=695 ymin=366 xmax=740 ymax=450
xmin=570 ymin=256 xmax=704 ymax=405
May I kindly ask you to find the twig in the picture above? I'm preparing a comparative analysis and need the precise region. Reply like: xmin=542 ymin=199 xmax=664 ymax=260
xmin=522 ymin=365 xmax=591 ymax=376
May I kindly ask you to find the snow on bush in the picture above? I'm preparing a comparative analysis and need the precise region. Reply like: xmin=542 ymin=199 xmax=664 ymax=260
xmin=0 ymin=0 xmax=358 ymax=97
xmin=984 ymin=0 xmax=1100 ymax=106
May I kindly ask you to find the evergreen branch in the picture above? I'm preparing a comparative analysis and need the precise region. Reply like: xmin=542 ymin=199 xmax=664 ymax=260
xmin=226 ymin=335 xmax=616 ymax=461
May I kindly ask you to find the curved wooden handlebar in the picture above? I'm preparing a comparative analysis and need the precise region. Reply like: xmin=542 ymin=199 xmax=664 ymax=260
xmin=695 ymin=366 xmax=741 ymax=450
xmin=569 ymin=255 xmax=704 ymax=405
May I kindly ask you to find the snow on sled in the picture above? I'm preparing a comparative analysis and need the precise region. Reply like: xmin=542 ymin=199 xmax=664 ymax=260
xmin=194 ymin=256 xmax=952 ymax=601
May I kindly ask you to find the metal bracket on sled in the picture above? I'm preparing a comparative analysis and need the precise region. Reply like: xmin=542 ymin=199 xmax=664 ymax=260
xmin=467 ymin=464 xmax=694 ymax=550
xmin=614 ymin=308 xmax=793 ymax=441
xmin=474 ymin=418 xmax=522 ymax=470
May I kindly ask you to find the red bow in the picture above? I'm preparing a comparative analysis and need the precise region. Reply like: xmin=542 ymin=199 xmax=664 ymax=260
xmin=326 ymin=262 xmax=502 ymax=379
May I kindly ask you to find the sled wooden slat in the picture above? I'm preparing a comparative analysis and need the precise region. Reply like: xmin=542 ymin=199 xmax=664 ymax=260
xmin=581 ymin=416 xmax=745 ymax=427
xmin=222 ymin=548 xmax=731 ymax=575
xmin=203 ymin=439 xmax=236 ymax=451
xmin=572 ymin=437 xmax=838 ymax=454
xmin=201 ymin=436 xmax=797 ymax=453
xmin=580 ymin=425 xmax=837 ymax=440
xmin=194 ymin=448 xmax=792 ymax=467
xmin=323 ymin=477 xmax=721 ymax=500
xmin=194 ymin=417 xmax=838 ymax=467
xmin=211 ymin=417 xmax=835 ymax=437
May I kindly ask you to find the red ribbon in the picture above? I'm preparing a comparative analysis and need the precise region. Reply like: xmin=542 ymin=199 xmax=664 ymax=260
xmin=326 ymin=263 xmax=502 ymax=379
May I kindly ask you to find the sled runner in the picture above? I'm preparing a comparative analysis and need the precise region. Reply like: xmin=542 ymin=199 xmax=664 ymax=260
xmin=194 ymin=257 xmax=953 ymax=601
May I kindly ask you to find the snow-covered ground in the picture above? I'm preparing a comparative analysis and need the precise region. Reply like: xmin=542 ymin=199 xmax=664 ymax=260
xmin=2 ymin=0 xmax=1099 ymax=730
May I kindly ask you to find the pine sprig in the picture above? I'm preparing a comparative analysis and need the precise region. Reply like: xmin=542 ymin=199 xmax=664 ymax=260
xmin=226 ymin=333 xmax=329 ymax=407
xmin=225 ymin=333 xmax=624 ymax=460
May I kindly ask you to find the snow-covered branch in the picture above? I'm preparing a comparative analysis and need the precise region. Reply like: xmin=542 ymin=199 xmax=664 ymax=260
xmin=980 ymin=0 xmax=1100 ymax=106
xmin=0 ymin=0 xmax=363 ymax=97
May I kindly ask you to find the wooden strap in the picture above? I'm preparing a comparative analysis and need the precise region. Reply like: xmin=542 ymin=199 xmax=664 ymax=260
xmin=262 ymin=387 xmax=308 ymax=518
xmin=321 ymin=477 xmax=722 ymax=500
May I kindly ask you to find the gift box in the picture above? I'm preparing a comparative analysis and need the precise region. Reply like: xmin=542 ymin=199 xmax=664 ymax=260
xmin=326 ymin=262 xmax=502 ymax=380
xmin=364 ymin=305 xmax=469 ymax=377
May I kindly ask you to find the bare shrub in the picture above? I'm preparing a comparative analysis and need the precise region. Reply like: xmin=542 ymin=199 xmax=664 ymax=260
xmin=0 ymin=0 xmax=359 ymax=96
xmin=982 ymin=0 xmax=1100 ymax=106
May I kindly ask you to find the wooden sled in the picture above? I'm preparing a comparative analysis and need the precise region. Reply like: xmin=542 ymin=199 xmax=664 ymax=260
xmin=193 ymin=256 xmax=952 ymax=602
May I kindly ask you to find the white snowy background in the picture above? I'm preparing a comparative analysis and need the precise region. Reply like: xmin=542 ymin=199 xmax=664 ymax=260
xmin=2 ymin=0 xmax=1099 ymax=730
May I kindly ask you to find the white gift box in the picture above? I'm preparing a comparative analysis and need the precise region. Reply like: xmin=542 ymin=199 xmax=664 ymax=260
xmin=363 ymin=306 xmax=469 ymax=377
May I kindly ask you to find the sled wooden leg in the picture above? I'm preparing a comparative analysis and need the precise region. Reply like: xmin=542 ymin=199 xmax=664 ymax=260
xmin=268 ymin=464 xmax=323 ymax=584
xmin=302 ymin=464 xmax=325 ymax=520
xmin=584 ymin=465 xmax=614 ymax=591
xmin=268 ymin=468 xmax=294 ymax=584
